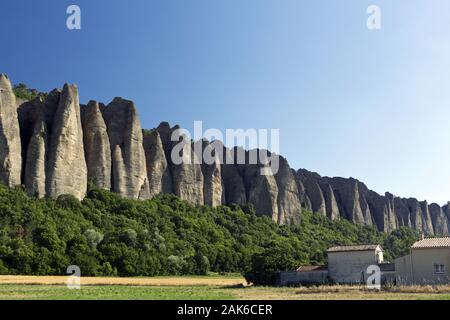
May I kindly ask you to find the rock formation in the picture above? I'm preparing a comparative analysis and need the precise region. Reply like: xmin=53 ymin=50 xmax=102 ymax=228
xmin=297 ymin=170 xmax=327 ymax=216
xmin=143 ymin=130 xmax=172 ymax=197
xmin=103 ymin=98 xmax=149 ymax=200
xmin=24 ymin=115 xmax=47 ymax=198
xmin=46 ymin=84 xmax=87 ymax=200
xmin=154 ymin=123 xmax=204 ymax=205
xmin=275 ymin=156 xmax=302 ymax=224
xmin=294 ymin=173 xmax=312 ymax=212
xmin=429 ymin=203 xmax=449 ymax=236
xmin=243 ymin=151 xmax=280 ymax=222
xmin=221 ymin=148 xmax=302 ymax=224
xmin=0 ymin=74 xmax=22 ymax=187
xmin=4 ymin=73 xmax=450 ymax=234
xmin=221 ymin=147 xmax=247 ymax=206
xmin=197 ymin=140 xmax=223 ymax=207
xmin=19 ymin=90 xmax=58 ymax=197
xmin=81 ymin=101 xmax=111 ymax=190
xmin=295 ymin=168 xmax=450 ymax=235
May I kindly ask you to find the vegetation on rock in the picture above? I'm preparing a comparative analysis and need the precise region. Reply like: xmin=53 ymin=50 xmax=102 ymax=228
xmin=13 ymin=83 xmax=47 ymax=101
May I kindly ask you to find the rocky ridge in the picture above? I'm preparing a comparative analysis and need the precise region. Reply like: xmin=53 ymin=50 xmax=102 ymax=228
xmin=1 ymin=74 xmax=449 ymax=235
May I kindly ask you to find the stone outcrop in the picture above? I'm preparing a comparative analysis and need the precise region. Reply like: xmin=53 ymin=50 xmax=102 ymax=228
xmin=3 ymin=73 xmax=450 ymax=234
xmin=294 ymin=172 xmax=312 ymax=212
xmin=297 ymin=170 xmax=341 ymax=220
xmin=221 ymin=147 xmax=247 ymax=206
xmin=429 ymin=203 xmax=449 ymax=236
xmin=18 ymin=91 xmax=59 ymax=197
xmin=154 ymin=122 xmax=204 ymax=205
xmin=297 ymin=170 xmax=327 ymax=217
xmin=243 ymin=150 xmax=279 ymax=222
xmin=220 ymin=147 xmax=300 ymax=224
xmin=419 ymin=201 xmax=434 ymax=235
xmin=197 ymin=140 xmax=223 ymax=207
xmin=406 ymin=198 xmax=424 ymax=232
xmin=275 ymin=156 xmax=302 ymax=224
xmin=321 ymin=184 xmax=339 ymax=221
xmin=295 ymin=168 xmax=450 ymax=235
xmin=0 ymin=74 xmax=22 ymax=187
xmin=81 ymin=101 xmax=111 ymax=190
xmin=46 ymin=84 xmax=87 ymax=200
xmin=170 ymin=141 xmax=204 ymax=205
xmin=327 ymin=177 xmax=367 ymax=225
xmin=365 ymin=191 xmax=395 ymax=232
xmin=143 ymin=130 xmax=172 ymax=197
xmin=394 ymin=197 xmax=413 ymax=230
xmin=24 ymin=116 xmax=47 ymax=198
xmin=103 ymin=98 xmax=149 ymax=199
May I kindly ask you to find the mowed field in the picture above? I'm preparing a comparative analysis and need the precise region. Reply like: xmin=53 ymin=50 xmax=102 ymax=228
xmin=1 ymin=275 xmax=450 ymax=300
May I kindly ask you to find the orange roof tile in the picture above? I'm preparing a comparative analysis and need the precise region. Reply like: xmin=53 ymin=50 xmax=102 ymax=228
xmin=412 ymin=237 xmax=450 ymax=249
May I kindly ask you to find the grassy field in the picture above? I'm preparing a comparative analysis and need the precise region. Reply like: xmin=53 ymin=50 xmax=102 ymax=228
xmin=1 ymin=276 xmax=450 ymax=300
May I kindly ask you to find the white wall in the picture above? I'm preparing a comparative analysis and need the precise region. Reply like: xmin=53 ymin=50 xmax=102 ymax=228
xmin=410 ymin=248 xmax=450 ymax=284
xmin=328 ymin=249 xmax=381 ymax=284
xmin=394 ymin=254 xmax=413 ymax=285
xmin=278 ymin=271 xmax=329 ymax=286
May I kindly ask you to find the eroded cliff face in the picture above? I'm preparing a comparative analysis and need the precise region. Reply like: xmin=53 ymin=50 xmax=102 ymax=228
xmin=103 ymin=98 xmax=149 ymax=200
xmin=296 ymin=168 xmax=450 ymax=235
xmin=221 ymin=147 xmax=247 ymax=206
xmin=24 ymin=116 xmax=47 ymax=198
xmin=154 ymin=122 xmax=204 ymax=205
xmin=0 ymin=74 xmax=22 ymax=187
xmin=244 ymin=155 xmax=280 ymax=223
xmin=81 ymin=101 xmax=111 ymax=190
xmin=6 ymin=74 xmax=450 ymax=234
xmin=18 ymin=85 xmax=87 ymax=199
xmin=143 ymin=130 xmax=172 ymax=198
xmin=197 ymin=140 xmax=223 ymax=208
xmin=46 ymin=84 xmax=87 ymax=200
xmin=220 ymin=147 xmax=302 ymax=223
xmin=275 ymin=156 xmax=302 ymax=224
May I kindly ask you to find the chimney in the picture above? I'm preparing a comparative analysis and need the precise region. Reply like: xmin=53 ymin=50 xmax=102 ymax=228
xmin=420 ymin=233 xmax=425 ymax=241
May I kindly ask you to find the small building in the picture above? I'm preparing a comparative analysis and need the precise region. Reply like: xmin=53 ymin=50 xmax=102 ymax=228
xmin=278 ymin=237 xmax=450 ymax=287
xmin=395 ymin=237 xmax=450 ymax=285
xmin=327 ymin=245 xmax=384 ymax=284
xmin=277 ymin=244 xmax=393 ymax=286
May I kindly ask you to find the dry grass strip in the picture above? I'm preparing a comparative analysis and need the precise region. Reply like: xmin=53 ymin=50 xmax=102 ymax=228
xmin=0 ymin=275 xmax=246 ymax=287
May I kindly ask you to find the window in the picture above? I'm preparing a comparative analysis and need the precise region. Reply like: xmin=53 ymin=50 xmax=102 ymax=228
xmin=433 ymin=263 xmax=445 ymax=274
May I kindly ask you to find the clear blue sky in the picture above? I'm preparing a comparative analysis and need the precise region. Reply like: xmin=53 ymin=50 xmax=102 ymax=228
xmin=1 ymin=0 xmax=450 ymax=204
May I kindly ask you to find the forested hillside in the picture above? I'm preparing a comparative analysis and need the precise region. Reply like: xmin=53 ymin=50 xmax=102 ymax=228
xmin=0 ymin=185 xmax=418 ymax=277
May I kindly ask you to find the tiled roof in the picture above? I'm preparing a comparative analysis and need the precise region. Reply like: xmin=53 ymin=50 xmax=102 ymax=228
xmin=412 ymin=237 xmax=450 ymax=249
xmin=327 ymin=245 xmax=381 ymax=253
xmin=296 ymin=265 xmax=327 ymax=272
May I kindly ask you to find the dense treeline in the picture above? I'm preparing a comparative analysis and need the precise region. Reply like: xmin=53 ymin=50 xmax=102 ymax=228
xmin=0 ymin=185 xmax=418 ymax=278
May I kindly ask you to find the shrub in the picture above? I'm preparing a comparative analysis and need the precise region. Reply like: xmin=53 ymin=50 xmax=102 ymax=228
xmin=84 ymin=229 xmax=104 ymax=249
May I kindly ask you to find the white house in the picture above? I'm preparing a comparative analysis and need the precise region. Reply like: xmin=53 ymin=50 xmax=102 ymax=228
xmin=395 ymin=237 xmax=450 ymax=285
xmin=327 ymin=245 xmax=385 ymax=284
xmin=277 ymin=244 xmax=393 ymax=286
